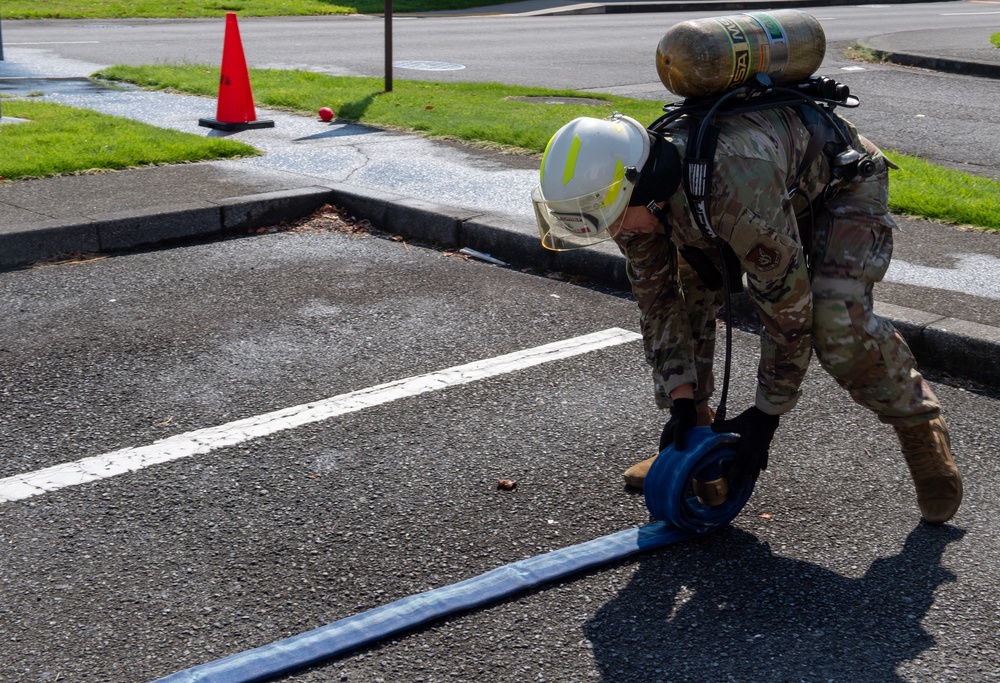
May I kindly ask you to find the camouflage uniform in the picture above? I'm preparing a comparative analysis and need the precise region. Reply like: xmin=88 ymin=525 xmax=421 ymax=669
xmin=613 ymin=107 xmax=940 ymax=427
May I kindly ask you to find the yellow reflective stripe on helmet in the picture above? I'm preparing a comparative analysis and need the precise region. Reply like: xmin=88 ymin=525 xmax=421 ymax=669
xmin=562 ymin=134 xmax=582 ymax=186
xmin=540 ymin=133 xmax=582 ymax=187
xmin=601 ymin=159 xmax=626 ymax=208
xmin=539 ymin=132 xmax=556 ymax=185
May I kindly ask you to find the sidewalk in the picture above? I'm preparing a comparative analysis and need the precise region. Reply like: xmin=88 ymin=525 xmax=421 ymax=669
xmin=2 ymin=21 xmax=1000 ymax=387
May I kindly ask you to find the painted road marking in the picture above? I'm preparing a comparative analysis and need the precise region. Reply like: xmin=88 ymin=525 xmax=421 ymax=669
xmin=0 ymin=328 xmax=641 ymax=504
xmin=886 ymin=255 xmax=1000 ymax=301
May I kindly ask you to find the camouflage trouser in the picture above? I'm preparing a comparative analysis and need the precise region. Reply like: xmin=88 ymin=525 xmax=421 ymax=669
xmin=808 ymin=142 xmax=940 ymax=427
xmin=616 ymin=144 xmax=939 ymax=426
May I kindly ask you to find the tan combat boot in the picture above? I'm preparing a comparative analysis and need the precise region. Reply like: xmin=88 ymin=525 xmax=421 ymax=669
xmin=894 ymin=416 xmax=963 ymax=524
xmin=623 ymin=401 xmax=715 ymax=490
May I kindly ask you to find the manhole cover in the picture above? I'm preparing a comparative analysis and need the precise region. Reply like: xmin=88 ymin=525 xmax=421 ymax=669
xmin=505 ymin=96 xmax=610 ymax=107
xmin=393 ymin=60 xmax=466 ymax=71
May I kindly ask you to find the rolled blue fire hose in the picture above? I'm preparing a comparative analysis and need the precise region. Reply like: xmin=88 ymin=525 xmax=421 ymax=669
xmin=154 ymin=427 xmax=749 ymax=683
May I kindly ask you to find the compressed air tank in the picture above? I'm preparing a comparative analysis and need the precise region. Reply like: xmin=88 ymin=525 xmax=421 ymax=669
xmin=656 ymin=10 xmax=826 ymax=99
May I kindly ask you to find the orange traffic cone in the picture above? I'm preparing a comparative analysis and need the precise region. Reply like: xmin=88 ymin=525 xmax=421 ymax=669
xmin=198 ymin=13 xmax=274 ymax=131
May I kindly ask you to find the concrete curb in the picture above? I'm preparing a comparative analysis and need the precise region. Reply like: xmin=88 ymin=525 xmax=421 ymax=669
xmin=5 ymin=180 xmax=1000 ymax=389
xmin=0 ymin=186 xmax=334 ymax=269
xmin=324 ymin=187 xmax=1000 ymax=389
xmin=857 ymin=41 xmax=1000 ymax=81
xmin=876 ymin=302 xmax=1000 ymax=388
xmin=320 ymin=181 xmax=633 ymax=291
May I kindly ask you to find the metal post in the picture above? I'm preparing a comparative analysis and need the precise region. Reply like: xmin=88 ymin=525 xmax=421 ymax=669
xmin=1 ymin=9 xmax=4 ymax=120
xmin=384 ymin=0 xmax=392 ymax=93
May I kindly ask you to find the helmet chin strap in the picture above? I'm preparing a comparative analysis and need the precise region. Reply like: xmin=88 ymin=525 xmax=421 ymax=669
xmin=644 ymin=200 xmax=672 ymax=230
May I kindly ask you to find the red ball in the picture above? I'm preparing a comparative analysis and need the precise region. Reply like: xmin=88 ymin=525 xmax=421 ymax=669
xmin=318 ymin=107 xmax=334 ymax=122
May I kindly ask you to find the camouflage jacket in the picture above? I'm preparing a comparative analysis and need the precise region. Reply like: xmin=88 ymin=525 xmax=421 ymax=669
xmin=654 ymin=107 xmax=840 ymax=414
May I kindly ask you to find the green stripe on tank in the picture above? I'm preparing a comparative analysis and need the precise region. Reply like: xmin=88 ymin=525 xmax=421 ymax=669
xmin=751 ymin=11 xmax=784 ymax=40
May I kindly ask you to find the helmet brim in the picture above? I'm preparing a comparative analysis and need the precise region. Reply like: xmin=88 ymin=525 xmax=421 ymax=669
xmin=531 ymin=182 xmax=636 ymax=251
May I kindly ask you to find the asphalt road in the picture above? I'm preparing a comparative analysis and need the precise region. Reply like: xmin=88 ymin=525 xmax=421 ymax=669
xmin=1 ymin=3 xmax=992 ymax=87
xmin=4 ymin=2 xmax=1000 ymax=177
xmin=1 ymin=221 xmax=999 ymax=682
xmin=3 ymin=4 xmax=1000 ymax=681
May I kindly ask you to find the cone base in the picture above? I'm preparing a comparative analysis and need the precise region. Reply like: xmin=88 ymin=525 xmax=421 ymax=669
xmin=199 ymin=117 xmax=275 ymax=132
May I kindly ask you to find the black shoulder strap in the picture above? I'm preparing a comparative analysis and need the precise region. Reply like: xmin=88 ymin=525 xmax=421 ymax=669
xmin=663 ymin=75 xmax=857 ymax=240
xmin=792 ymin=104 xmax=835 ymax=181
xmin=682 ymin=121 xmax=721 ymax=240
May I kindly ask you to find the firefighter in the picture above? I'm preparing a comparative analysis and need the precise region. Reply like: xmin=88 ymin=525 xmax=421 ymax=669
xmin=531 ymin=109 xmax=961 ymax=524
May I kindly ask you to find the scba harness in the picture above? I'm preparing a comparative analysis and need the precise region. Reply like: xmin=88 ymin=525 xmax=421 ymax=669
xmin=641 ymin=73 xmax=878 ymax=421
xmin=647 ymin=72 xmax=876 ymax=270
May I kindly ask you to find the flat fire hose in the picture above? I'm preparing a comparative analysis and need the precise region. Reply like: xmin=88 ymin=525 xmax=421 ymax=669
xmin=154 ymin=427 xmax=748 ymax=683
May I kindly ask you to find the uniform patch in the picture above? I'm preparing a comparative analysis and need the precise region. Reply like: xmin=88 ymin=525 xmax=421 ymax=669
xmin=747 ymin=243 xmax=781 ymax=272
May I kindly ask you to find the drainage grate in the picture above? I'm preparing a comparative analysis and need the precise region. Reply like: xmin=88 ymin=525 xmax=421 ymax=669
xmin=505 ymin=96 xmax=611 ymax=107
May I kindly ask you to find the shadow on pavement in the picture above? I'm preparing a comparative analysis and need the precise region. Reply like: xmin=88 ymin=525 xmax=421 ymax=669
xmin=584 ymin=524 xmax=965 ymax=682
xmin=293 ymin=123 xmax=381 ymax=142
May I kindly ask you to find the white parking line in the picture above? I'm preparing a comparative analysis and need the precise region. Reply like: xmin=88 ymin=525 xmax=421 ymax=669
xmin=0 ymin=328 xmax=641 ymax=504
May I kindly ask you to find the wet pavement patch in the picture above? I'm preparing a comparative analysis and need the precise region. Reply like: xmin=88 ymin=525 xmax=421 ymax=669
xmin=0 ymin=77 xmax=130 ymax=96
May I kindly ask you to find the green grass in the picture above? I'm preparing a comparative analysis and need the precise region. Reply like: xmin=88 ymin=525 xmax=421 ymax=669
xmin=884 ymin=152 xmax=1000 ymax=231
xmin=92 ymin=64 xmax=1000 ymax=232
xmin=0 ymin=0 xmax=492 ymax=19
xmin=0 ymin=100 xmax=259 ymax=181
xmin=93 ymin=64 xmax=667 ymax=154
xmin=10 ymin=67 xmax=999 ymax=234
xmin=991 ymin=32 xmax=1000 ymax=49
xmin=845 ymin=43 xmax=888 ymax=64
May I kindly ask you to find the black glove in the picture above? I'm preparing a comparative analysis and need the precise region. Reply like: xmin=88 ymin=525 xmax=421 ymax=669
xmin=711 ymin=406 xmax=780 ymax=487
xmin=659 ymin=398 xmax=698 ymax=452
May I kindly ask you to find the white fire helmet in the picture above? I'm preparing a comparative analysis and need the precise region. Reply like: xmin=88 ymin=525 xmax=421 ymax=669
xmin=531 ymin=113 xmax=651 ymax=251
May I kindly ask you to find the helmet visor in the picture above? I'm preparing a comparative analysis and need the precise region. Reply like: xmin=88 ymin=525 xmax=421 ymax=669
xmin=531 ymin=181 xmax=636 ymax=251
